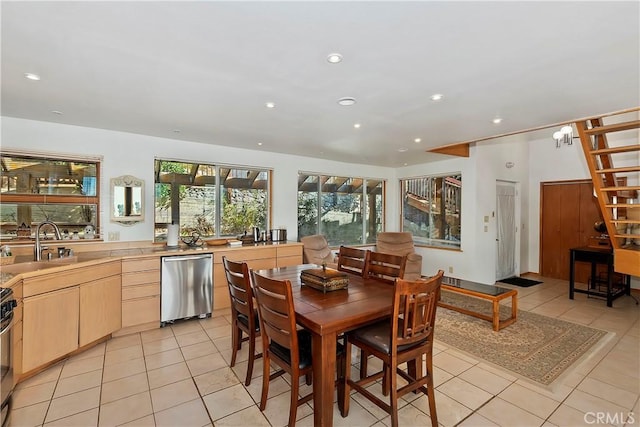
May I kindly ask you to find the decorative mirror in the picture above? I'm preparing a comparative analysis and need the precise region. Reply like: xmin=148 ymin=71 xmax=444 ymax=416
xmin=111 ymin=175 xmax=144 ymax=225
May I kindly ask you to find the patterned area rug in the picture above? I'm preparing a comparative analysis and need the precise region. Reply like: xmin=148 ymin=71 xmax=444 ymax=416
xmin=434 ymin=290 xmax=610 ymax=386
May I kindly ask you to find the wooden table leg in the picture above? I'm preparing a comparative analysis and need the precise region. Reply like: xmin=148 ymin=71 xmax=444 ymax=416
xmin=492 ymin=300 xmax=500 ymax=331
xmin=312 ymin=331 xmax=336 ymax=427
xmin=511 ymin=293 xmax=518 ymax=321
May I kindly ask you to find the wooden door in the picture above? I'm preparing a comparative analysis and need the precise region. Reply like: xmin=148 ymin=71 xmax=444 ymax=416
xmin=541 ymin=180 xmax=604 ymax=282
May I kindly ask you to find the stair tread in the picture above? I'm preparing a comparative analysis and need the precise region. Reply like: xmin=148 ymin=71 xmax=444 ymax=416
xmin=591 ymin=145 xmax=639 ymax=155
xmin=600 ymin=186 xmax=640 ymax=191
xmin=598 ymin=166 xmax=640 ymax=174
xmin=584 ymin=120 xmax=640 ymax=135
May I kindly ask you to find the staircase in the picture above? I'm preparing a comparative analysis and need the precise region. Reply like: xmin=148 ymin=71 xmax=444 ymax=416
xmin=575 ymin=111 xmax=640 ymax=277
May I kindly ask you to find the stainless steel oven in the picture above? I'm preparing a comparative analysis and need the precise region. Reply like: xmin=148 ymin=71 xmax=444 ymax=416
xmin=1 ymin=287 xmax=17 ymax=427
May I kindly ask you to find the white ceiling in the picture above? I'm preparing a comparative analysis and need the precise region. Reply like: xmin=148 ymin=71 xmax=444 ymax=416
xmin=2 ymin=1 xmax=639 ymax=167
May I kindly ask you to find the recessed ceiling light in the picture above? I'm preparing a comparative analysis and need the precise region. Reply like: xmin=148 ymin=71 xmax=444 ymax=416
xmin=172 ymin=129 xmax=181 ymax=133
xmin=337 ymin=97 xmax=356 ymax=106
xmin=354 ymin=123 xmax=361 ymax=129
xmin=493 ymin=117 xmax=503 ymax=124
xmin=327 ymin=53 xmax=343 ymax=64
xmin=430 ymin=94 xmax=443 ymax=101
xmin=398 ymin=148 xmax=408 ymax=152
xmin=24 ymin=73 xmax=40 ymax=81
xmin=265 ymin=102 xmax=276 ymax=109
xmin=414 ymin=138 xmax=421 ymax=143
xmin=51 ymin=110 xmax=63 ymax=115
xmin=258 ymin=142 xmax=263 ymax=146
xmin=404 ymin=163 xmax=408 ymax=166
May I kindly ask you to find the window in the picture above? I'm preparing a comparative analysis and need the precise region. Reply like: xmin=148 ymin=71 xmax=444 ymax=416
xmin=154 ymin=159 xmax=270 ymax=241
xmin=0 ymin=152 xmax=100 ymax=240
xmin=401 ymin=173 xmax=461 ymax=249
xmin=298 ymin=173 xmax=384 ymax=246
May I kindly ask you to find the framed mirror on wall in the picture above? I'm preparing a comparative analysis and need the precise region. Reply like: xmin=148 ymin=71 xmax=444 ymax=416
xmin=111 ymin=175 xmax=144 ymax=225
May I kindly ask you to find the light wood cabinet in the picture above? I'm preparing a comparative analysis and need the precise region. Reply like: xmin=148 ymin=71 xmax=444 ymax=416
xmin=21 ymin=260 xmax=121 ymax=375
xmin=212 ymin=244 xmax=302 ymax=309
xmin=79 ymin=275 xmax=122 ymax=346
xmin=276 ymin=244 xmax=303 ymax=267
xmin=23 ymin=286 xmax=79 ymax=373
xmin=118 ymin=256 xmax=160 ymax=336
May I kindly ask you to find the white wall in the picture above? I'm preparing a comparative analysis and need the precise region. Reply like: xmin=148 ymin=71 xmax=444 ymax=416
xmin=1 ymin=117 xmax=394 ymax=242
xmin=3 ymin=115 xmax=637 ymax=288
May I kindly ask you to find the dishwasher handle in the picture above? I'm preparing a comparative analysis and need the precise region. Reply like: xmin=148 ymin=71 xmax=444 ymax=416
xmin=162 ymin=254 xmax=212 ymax=262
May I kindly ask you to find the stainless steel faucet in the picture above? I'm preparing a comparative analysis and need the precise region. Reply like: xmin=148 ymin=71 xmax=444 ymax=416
xmin=34 ymin=220 xmax=62 ymax=261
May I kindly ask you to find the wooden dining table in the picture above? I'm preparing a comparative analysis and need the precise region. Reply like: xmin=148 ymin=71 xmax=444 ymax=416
xmin=254 ymin=264 xmax=394 ymax=427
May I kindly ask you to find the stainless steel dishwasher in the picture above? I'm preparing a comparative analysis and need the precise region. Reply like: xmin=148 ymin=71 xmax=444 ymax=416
xmin=161 ymin=253 xmax=213 ymax=326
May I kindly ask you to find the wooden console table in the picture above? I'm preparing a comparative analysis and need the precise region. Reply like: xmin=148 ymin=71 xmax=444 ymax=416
xmin=569 ymin=246 xmax=631 ymax=307
xmin=438 ymin=277 xmax=518 ymax=331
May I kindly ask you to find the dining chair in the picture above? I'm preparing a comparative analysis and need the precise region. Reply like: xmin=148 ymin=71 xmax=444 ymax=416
xmin=360 ymin=250 xmax=408 ymax=380
xmin=337 ymin=246 xmax=370 ymax=276
xmin=252 ymin=270 xmax=345 ymax=427
xmin=340 ymin=270 xmax=444 ymax=427
xmin=363 ymin=251 xmax=407 ymax=284
xmin=222 ymin=256 xmax=262 ymax=386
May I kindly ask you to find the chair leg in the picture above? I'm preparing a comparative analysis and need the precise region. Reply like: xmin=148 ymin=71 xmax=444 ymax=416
xmin=340 ymin=340 xmax=352 ymax=417
xmin=406 ymin=356 xmax=422 ymax=394
xmin=259 ymin=352 xmax=270 ymax=411
xmin=359 ymin=349 xmax=368 ymax=379
xmin=230 ymin=322 xmax=240 ymax=367
xmin=382 ymin=363 xmax=390 ymax=396
xmin=389 ymin=361 xmax=399 ymax=427
xmin=245 ymin=332 xmax=256 ymax=386
xmin=426 ymin=355 xmax=438 ymax=427
xmin=289 ymin=373 xmax=300 ymax=427
xmin=336 ymin=351 xmax=345 ymax=411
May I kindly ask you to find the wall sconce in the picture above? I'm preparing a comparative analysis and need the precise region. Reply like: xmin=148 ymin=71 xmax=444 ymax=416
xmin=553 ymin=125 xmax=574 ymax=148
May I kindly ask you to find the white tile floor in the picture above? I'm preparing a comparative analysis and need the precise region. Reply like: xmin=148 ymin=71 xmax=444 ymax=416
xmin=8 ymin=276 xmax=640 ymax=427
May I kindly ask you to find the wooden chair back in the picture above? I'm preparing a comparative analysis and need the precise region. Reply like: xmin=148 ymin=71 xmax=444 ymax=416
xmin=223 ymin=256 xmax=255 ymax=320
xmin=392 ymin=271 xmax=443 ymax=352
xmin=251 ymin=272 xmax=300 ymax=366
xmin=337 ymin=246 xmax=370 ymax=276
xmin=364 ymin=251 xmax=407 ymax=283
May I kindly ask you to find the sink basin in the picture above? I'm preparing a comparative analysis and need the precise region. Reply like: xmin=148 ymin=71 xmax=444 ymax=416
xmin=1 ymin=257 xmax=78 ymax=275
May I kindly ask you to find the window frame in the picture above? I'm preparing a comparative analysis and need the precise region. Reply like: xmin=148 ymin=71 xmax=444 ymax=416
xmin=0 ymin=150 xmax=102 ymax=241
xmin=297 ymin=171 xmax=385 ymax=246
xmin=400 ymin=172 xmax=462 ymax=250
xmin=154 ymin=158 xmax=272 ymax=241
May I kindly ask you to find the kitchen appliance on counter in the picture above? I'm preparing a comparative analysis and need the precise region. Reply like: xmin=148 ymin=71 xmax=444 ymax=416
xmin=1 ymin=288 xmax=17 ymax=427
xmin=270 ymin=228 xmax=287 ymax=242
xmin=160 ymin=253 xmax=213 ymax=326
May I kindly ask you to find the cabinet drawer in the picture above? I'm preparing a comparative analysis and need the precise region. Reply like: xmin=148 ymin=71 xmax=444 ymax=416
xmin=122 ymin=284 xmax=160 ymax=300
xmin=122 ymin=257 xmax=160 ymax=273
xmin=213 ymin=247 xmax=277 ymax=263
xmin=122 ymin=296 xmax=160 ymax=328
xmin=122 ymin=270 xmax=160 ymax=287
xmin=277 ymin=255 xmax=302 ymax=268
xmin=277 ymin=245 xmax=302 ymax=258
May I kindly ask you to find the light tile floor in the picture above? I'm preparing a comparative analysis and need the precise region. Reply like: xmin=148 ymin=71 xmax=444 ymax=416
xmin=8 ymin=276 xmax=640 ymax=427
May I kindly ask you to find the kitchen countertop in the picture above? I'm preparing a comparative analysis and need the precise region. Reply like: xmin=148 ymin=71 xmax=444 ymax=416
xmin=0 ymin=240 xmax=301 ymax=286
